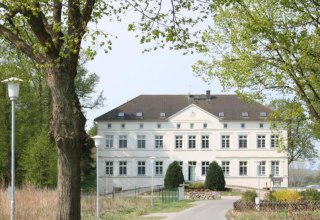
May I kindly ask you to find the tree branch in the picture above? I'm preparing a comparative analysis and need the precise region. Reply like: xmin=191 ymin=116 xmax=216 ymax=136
xmin=0 ymin=24 xmax=45 ymax=63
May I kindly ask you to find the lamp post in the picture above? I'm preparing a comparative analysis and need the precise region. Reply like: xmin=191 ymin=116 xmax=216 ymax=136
xmin=150 ymin=156 xmax=155 ymax=207
xmin=256 ymin=161 xmax=261 ymax=199
xmin=92 ymin=135 xmax=103 ymax=218
xmin=2 ymin=77 xmax=22 ymax=220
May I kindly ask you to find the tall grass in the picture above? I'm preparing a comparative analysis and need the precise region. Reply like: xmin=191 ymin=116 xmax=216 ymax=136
xmin=0 ymin=185 xmax=189 ymax=219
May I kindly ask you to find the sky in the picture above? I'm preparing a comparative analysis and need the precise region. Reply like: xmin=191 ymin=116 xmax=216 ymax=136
xmin=84 ymin=18 xmax=229 ymax=129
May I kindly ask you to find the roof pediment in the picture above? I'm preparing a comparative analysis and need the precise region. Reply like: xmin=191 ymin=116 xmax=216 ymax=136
xmin=168 ymin=104 xmax=219 ymax=122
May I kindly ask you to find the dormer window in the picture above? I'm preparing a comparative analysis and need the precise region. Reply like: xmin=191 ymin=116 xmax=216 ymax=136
xmin=136 ymin=112 xmax=143 ymax=118
xmin=118 ymin=112 xmax=124 ymax=117
xmin=177 ymin=123 xmax=181 ymax=129
xmin=260 ymin=112 xmax=267 ymax=117
xmin=160 ymin=112 xmax=166 ymax=118
xmin=219 ymin=112 xmax=225 ymax=117
xmin=242 ymin=112 xmax=249 ymax=117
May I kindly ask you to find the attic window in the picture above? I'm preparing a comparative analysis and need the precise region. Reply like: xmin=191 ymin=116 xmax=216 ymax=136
xmin=242 ymin=112 xmax=249 ymax=117
xmin=118 ymin=112 xmax=124 ymax=117
xmin=260 ymin=112 xmax=267 ymax=117
xmin=219 ymin=112 xmax=225 ymax=117
xmin=136 ymin=112 xmax=143 ymax=117
xmin=160 ymin=112 xmax=166 ymax=118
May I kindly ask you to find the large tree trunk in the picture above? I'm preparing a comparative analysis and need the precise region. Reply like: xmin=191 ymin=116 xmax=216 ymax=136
xmin=46 ymin=63 xmax=86 ymax=220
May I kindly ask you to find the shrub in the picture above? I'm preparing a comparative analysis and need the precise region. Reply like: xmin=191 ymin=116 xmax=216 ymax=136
xmin=188 ymin=182 xmax=205 ymax=189
xmin=301 ymin=189 xmax=320 ymax=201
xmin=241 ymin=190 xmax=257 ymax=202
xmin=204 ymin=161 xmax=225 ymax=191
xmin=164 ymin=161 xmax=184 ymax=189
xmin=271 ymin=189 xmax=300 ymax=202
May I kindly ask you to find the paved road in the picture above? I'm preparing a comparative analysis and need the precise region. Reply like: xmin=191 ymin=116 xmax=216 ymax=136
xmin=143 ymin=196 xmax=239 ymax=220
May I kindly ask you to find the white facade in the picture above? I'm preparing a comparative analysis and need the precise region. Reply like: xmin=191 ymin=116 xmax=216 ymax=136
xmin=96 ymin=103 xmax=288 ymax=193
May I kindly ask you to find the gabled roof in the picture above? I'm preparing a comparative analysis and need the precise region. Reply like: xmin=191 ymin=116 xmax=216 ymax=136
xmin=94 ymin=93 xmax=272 ymax=121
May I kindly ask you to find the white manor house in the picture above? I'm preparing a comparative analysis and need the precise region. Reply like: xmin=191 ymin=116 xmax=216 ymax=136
xmin=94 ymin=91 xmax=288 ymax=193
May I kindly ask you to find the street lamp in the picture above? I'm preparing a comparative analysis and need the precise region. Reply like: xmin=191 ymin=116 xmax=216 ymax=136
xmin=2 ymin=77 xmax=23 ymax=220
xmin=150 ymin=156 xmax=156 ymax=207
xmin=256 ymin=161 xmax=261 ymax=199
xmin=92 ymin=135 xmax=103 ymax=218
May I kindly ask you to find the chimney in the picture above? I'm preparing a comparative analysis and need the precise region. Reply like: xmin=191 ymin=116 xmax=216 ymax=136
xmin=206 ymin=90 xmax=211 ymax=100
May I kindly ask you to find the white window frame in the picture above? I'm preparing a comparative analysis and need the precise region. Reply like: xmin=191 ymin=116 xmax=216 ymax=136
xmin=239 ymin=135 xmax=247 ymax=148
xmin=258 ymin=161 xmax=266 ymax=176
xmin=105 ymin=161 xmax=113 ymax=175
xmin=271 ymin=135 xmax=279 ymax=148
xmin=175 ymin=135 xmax=183 ymax=149
xmin=222 ymin=161 xmax=230 ymax=176
xmin=239 ymin=161 xmax=247 ymax=176
xmin=257 ymin=135 xmax=266 ymax=148
xmin=188 ymin=135 xmax=196 ymax=149
xmin=119 ymin=135 xmax=127 ymax=148
xmin=137 ymin=135 xmax=146 ymax=149
xmin=271 ymin=161 xmax=280 ymax=175
xmin=119 ymin=161 xmax=127 ymax=175
xmin=105 ymin=135 xmax=113 ymax=148
xmin=201 ymin=161 xmax=210 ymax=176
xmin=155 ymin=135 xmax=163 ymax=149
xmin=221 ymin=135 xmax=230 ymax=149
xmin=201 ymin=135 xmax=209 ymax=149
xmin=137 ymin=161 xmax=146 ymax=176
xmin=155 ymin=161 xmax=163 ymax=175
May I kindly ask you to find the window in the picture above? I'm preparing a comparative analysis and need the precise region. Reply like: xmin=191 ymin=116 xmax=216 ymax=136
xmin=238 ymin=135 xmax=247 ymax=148
xmin=224 ymin=123 xmax=228 ymax=128
xmin=241 ymin=123 xmax=245 ymax=128
xmin=175 ymin=135 xmax=183 ymax=149
xmin=121 ymin=123 xmax=125 ymax=129
xmin=271 ymin=135 xmax=279 ymax=148
xmin=259 ymin=123 xmax=264 ymax=128
xmin=105 ymin=135 xmax=113 ymax=148
xmin=242 ymin=112 xmax=249 ymax=117
xmin=201 ymin=161 xmax=210 ymax=175
xmin=118 ymin=112 xmax=124 ymax=117
xmin=139 ymin=123 xmax=144 ymax=129
xmin=271 ymin=161 xmax=280 ymax=175
xmin=260 ymin=112 xmax=267 ymax=117
xmin=137 ymin=135 xmax=146 ymax=149
xmin=222 ymin=161 xmax=230 ymax=176
xmin=160 ymin=112 xmax=166 ymax=118
xmin=188 ymin=135 xmax=196 ymax=149
xmin=177 ymin=123 xmax=181 ymax=129
xmin=155 ymin=135 xmax=163 ymax=149
xmin=119 ymin=135 xmax=127 ymax=148
xmin=258 ymin=161 xmax=266 ymax=176
xmin=219 ymin=112 xmax=225 ymax=117
xmin=155 ymin=161 xmax=163 ymax=175
xmin=136 ymin=112 xmax=143 ymax=118
xmin=107 ymin=123 xmax=112 ymax=128
xmin=203 ymin=123 xmax=207 ymax=129
xmin=177 ymin=161 xmax=183 ymax=167
xmin=105 ymin=161 xmax=113 ymax=175
xmin=239 ymin=161 xmax=247 ymax=176
xmin=201 ymin=135 xmax=209 ymax=149
xmin=157 ymin=123 xmax=161 ymax=129
xmin=221 ymin=135 xmax=230 ymax=148
xmin=257 ymin=135 xmax=266 ymax=148
xmin=190 ymin=123 xmax=194 ymax=129
xmin=119 ymin=161 xmax=127 ymax=175
xmin=137 ymin=161 xmax=146 ymax=175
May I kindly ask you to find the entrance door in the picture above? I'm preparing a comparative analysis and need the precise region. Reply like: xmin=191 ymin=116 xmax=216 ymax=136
xmin=188 ymin=161 xmax=196 ymax=181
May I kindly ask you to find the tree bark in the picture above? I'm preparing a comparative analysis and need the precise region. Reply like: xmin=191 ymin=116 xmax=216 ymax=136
xmin=46 ymin=63 xmax=86 ymax=220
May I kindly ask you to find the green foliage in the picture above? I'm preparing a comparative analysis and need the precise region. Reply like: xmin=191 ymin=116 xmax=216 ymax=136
xmin=187 ymin=182 xmax=205 ymax=189
xmin=204 ymin=161 xmax=225 ymax=191
xmin=269 ymin=99 xmax=318 ymax=163
xmin=194 ymin=0 xmax=320 ymax=137
xmin=241 ymin=190 xmax=257 ymax=203
xmin=20 ymin=129 xmax=57 ymax=188
xmin=164 ymin=161 xmax=184 ymax=189
xmin=270 ymin=189 xmax=300 ymax=202
xmin=81 ymin=136 xmax=96 ymax=190
xmin=301 ymin=189 xmax=320 ymax=201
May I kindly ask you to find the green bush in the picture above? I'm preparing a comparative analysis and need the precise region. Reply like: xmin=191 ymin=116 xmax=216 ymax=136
xmin=301 ymin=189 xmax=320 ymax=201
xmin=164 ymin=161 xmax=184 ymax=189
xmin=204 ymin=161 xmax=225 ymax=191
xmin=187 ymin=182 xmax=205 ymax=189
xmin=241 ymin=190 xmax=257 ymax=202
